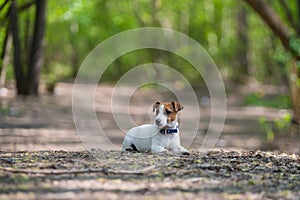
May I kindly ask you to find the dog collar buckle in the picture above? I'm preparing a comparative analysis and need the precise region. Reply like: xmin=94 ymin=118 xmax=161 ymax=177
xmin=160 ymin=128 xmax=178 ymax=135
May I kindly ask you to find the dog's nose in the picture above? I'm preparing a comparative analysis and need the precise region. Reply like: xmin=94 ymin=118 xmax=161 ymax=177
xmin=155 ymin=119 xmax=161 ymax=125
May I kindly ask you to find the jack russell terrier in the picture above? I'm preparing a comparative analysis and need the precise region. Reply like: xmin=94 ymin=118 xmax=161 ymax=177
xmin=122 ymin=101 xmax=190 ymax=155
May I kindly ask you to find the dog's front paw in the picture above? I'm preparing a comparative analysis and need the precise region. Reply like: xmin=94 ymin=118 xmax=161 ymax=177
xmin=152 ymin=148 xmax=169 ymax=154
xmin=156 ymin=152 xmax=170 ymax=156
xmin=171 ymin=146 xmax=190 ymax=155
xmin=181 ymin=151 xmax=190 ymax=156
xmin=124 ymin=147 xmax=134 ymax=152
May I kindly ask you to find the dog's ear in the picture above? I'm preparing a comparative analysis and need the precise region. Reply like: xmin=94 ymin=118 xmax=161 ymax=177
xmin=172 ymin=101 xmax=183 ymax=112
xmin=153 ymin=101 xmax=162 ymax=112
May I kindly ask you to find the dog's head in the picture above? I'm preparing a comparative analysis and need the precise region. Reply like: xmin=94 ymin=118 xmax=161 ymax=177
xmin=152 ymin=101 xmax=183 ymax=128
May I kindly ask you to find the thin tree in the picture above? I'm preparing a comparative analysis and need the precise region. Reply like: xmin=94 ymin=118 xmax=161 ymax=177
xmin=8 ymin=0 xmax=47 ymax=95
xmin=235 ymin=3 xmax=250 ymax=82
xmin=244 ymin=0 xmax=300 ymax=125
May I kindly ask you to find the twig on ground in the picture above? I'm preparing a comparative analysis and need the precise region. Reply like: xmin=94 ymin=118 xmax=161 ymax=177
xmin=0 ymin=165 xmax=157 ymax=176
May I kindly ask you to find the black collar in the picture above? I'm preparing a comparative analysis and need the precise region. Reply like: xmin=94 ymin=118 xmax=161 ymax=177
xmin=160 ymin=127 xmax=178 ymax=135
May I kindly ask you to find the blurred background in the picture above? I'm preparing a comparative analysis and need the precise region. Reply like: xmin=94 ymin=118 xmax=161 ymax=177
xmin=0 ymin=0 xmax=299 ymax=153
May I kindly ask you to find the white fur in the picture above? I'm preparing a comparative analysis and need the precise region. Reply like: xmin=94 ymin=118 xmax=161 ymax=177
xmin=122 ymin=105 xmax=189 ymax=154
xmin=155 ymin=105 xmax=167 ymax=127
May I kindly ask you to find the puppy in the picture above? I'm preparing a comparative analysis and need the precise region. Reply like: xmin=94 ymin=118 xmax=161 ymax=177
xmin=122 ymin=101 xmax=189 ymax=155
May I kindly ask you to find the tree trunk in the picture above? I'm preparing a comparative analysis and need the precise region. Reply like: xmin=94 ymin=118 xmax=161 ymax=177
xmin=244 ymin=0 xmax=291 ymax=51
xmin=235 ymin=4 xmax=250 ymax=82
xmin=290 ymin=59 xmax=300 ymax=124
xmin=0 ymin=29 xmax=13 ymax=87
xmin=27 ymin=0 xmax=47 ymax=95
xmin=9 ymin=0 xmax=26 ymax=94
xmin=8 ymin=0 xmax=47 ymax=95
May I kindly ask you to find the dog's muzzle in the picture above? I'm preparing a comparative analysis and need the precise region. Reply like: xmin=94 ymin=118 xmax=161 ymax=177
xmin=155 ymin=118 xmax=163 ymax=126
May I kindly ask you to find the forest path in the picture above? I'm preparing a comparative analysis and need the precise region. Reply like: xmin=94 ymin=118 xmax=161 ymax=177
xmin=0 ymin=82 xmax=298 ymax=153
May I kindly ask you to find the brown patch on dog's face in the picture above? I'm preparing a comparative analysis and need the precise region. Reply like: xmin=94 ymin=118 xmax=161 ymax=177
xmin=153 ymin=101 xmax=183 ymax=123
xmin=164 ymin=101 xmax=183 ymax=123
xmin=171 ymin=101 xmax=183 ymax=112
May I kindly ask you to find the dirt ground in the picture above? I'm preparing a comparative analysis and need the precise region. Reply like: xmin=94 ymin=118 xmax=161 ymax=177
xmin=0 ymin=82 xmax=299 ymax=199
xmin=0 ymin=150 xmax=299 ymax=200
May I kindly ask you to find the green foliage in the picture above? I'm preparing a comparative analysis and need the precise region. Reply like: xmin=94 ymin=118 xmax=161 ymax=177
xmin=0 ymin=106 xmax=10 ymax=116
xmin=44 ymin=0 xmax=243 ymax=84
xmin=289 ymin=36 xmax=300 ymax=57
xmin=245 ymin=90 xmax=293 ymax=141
xmin=275 ymin=112 xmax=292 ymax=130
xmin=41 ymin=0 xmax=296 ymax=87
xmin=0 ymin=0 xmax=298 ymax=91
xmin=259 ymin=111 xmax=292 ymax=142
xmin=272 ymin=47 xmax=291 ymax=64
xmin=259 ymin=117 xmax=274 ymax=142
xmin=244 ymin=93 xmax=291 ymax=109
xmin=44 ymin=62 xmax=73 ymax=92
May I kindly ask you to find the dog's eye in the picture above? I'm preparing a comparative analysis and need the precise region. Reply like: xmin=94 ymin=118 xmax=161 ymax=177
xmin=165 ymin=109 xmax=172 ymax=115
